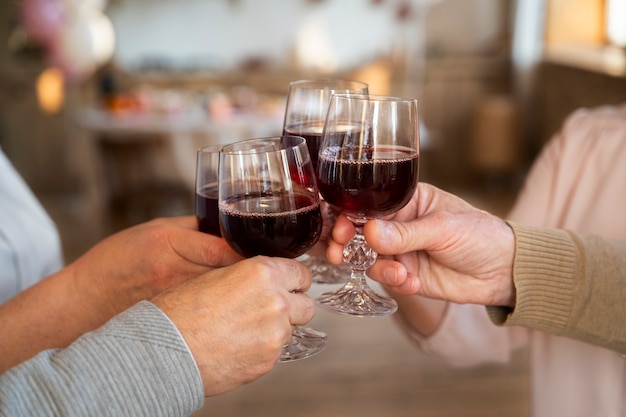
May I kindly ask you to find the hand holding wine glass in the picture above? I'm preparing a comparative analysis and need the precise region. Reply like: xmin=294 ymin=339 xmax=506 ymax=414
xmin=316 ymin=94 xmax=420 ymax=317
xmin=218 ymin=135 xmax=327 ymax=361
xmin=283 ymin=79 xmax=368 ymax=284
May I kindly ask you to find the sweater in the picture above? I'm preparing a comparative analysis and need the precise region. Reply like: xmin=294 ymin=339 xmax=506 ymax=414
xmin=406 ymin=104 xmax=626 ymax=417
xmin=0 ymin=301 xmax=204 ymax=417
xmin=488 ymin=222 xmax=626 ymax=355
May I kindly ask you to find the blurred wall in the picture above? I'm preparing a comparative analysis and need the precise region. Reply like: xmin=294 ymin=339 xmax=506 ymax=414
xmin=0 ymin=0 xmax=511 ymax=195
xmin=107 ymin=0 xmax=507 ymax=72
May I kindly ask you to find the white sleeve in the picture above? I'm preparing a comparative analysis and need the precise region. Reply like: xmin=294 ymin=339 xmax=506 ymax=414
xmin=0 ymin=148 xmax=63 ymax=303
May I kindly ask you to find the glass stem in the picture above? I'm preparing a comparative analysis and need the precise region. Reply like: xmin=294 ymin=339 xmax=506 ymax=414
xmin=343 ymin=226 xmax=377 ymax=279
xmin=317 ymin=226 xmax=398 ymax=317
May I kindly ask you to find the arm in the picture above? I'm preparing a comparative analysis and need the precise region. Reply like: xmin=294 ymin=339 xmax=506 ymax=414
xmin=0 ymin=302 xmax=204 ymax=417
xmin=0 ymin=256 xmax=315 ymax=415
xmin=0 ymin=216 xmax=242 ymax=373
xmin=328 ymin=183 xmax=626 ymax=353
xmin=488 ymin=222 xmax=626 ymax=353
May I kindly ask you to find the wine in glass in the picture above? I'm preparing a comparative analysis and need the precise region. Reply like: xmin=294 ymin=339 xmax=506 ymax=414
xmin=218 ymin=135 xmax=327 ymax=361
xmin=195 ymin=145 xmax=222 ymax=237
xmin=282 ymin=79 xmax=368 ymax=284
xmin=316 ymin=94 xmax=420 ymax=317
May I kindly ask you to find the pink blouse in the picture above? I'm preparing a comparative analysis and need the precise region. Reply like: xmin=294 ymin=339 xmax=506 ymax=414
xmin=409 ymin=104 xmax=626 ymax=416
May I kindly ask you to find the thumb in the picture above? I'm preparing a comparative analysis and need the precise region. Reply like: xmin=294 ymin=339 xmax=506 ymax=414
xmin=364 ymin=216 xmax=440 ymax=256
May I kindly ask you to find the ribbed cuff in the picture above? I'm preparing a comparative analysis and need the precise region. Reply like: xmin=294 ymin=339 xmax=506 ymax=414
xmin=488 ymin=222 xmax=576 ymax=335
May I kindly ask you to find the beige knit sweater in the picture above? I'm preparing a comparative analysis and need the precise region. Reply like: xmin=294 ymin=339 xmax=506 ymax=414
xmin=488 ymin=222 xmax=626 ymax=355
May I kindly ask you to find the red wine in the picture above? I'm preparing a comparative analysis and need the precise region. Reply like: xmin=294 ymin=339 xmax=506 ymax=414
xmin=196 ymin=183 xmax=221 ymax=237
xmin=317 ymin=145 xmax=419 ymax=219
xmin=219 ymin=191 xmax=322 ymax=258
xmin=284 ymin=122 xmax=324 ymax=170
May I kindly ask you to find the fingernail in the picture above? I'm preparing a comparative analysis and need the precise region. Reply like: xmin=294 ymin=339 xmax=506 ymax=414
xmin=384 ymin=267 xmax=398 ymax=285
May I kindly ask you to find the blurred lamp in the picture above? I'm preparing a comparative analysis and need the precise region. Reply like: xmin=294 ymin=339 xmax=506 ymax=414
xmin=36 ymin=67 xmax=64 ymax=114
xmin=295 ymin=13 xmax=337 ymax=72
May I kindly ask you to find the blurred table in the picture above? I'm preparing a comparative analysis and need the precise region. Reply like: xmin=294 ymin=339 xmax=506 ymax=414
xmin=75 ymin=106 xmax=282 ymax=231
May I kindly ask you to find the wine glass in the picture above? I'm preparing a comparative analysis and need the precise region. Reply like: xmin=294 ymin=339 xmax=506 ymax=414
xmin=195 ymin=145 xmax=222 ymax=237
xmin=282 ymin=79 xmax=368 ymax=284
xmin=316 ymin=94 xmax=420 ymax=317
xmin=218 ymin=135 xmax=327 ymax=361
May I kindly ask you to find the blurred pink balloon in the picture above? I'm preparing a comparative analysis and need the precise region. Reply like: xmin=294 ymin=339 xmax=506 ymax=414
xmin=21 ymin=0 xmax=66 ymax=46
xmin=48 ymin=18 xmax=97 ymax=81
xmin=48 ymin=8 xmax=115 ymax=82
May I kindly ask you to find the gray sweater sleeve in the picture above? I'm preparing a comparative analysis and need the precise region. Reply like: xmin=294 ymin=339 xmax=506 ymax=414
xmin=0 ymin=301 xmax=204 ymax=417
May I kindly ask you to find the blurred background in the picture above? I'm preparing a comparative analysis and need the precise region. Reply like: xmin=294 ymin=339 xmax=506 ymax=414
xmin=1 ymin=0 xmax=625 ymax=415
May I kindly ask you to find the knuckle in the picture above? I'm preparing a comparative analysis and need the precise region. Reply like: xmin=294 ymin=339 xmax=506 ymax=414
xmin=250 ymin=256 xmax=275 ymax=282
xmin=393 ymin=222 xmax=412 ymax=247
xmin=267 ymin=293 xmax=291 ymax=316
xmin=301 ymin=296 xmax=315 ymax=322
xmin=288 ymin=261 xmax=311 ymax=289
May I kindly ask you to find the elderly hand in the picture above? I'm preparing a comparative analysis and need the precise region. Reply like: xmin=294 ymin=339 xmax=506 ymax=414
xmin=327 ymin=183 xmax=516 ymax=307
xmin=153 ymin=255 xmax=315 ymax=397
xmin=0 ymin=216 xmax=242 ymax=372
xmin=70 ymin=216 xmax=242 ymax=316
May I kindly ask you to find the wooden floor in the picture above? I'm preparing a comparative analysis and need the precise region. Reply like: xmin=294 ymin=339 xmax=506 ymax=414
xmin=42 ymin=183 xmax=530 ymax=417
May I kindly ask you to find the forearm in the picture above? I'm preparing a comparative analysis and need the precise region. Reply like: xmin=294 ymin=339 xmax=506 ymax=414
xmin=0 ymin=265 xmax=116 ymax=373
xmin=393 ymin=294 xmax=448 ymax=337
xmin=488 ymin=222 xmax=626 ymax=353
xmin=0 ymin=301 xmax=204 ymax=416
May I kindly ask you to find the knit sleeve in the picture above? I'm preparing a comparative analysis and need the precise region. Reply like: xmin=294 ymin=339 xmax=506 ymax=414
xmin=487 ymin=222 xmax=626 ymax=354
xmin=0 ymin=301 xmax=204 ymax=417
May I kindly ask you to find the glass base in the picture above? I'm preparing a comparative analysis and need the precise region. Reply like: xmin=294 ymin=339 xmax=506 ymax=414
xmin=279 ymin=326 xmax=328 ymax=362
xmin=316 ymin=281 xmax=398 ymax=317
xmin=297 ymin=243 xmax=350 ymax=284
xmin=307 ymin=256 xmax=351 ymax=284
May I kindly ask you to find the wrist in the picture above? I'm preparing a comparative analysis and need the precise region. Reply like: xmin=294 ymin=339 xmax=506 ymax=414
xmin=494 ymin=220 xmax=516 ymax=307
xmin=68 ymin=259 xmax=121 ymax=324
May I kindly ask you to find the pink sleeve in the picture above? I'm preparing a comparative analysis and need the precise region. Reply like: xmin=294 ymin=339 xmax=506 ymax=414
xmin=507 ymin=129 xmax=562 ymax=226
xmin=397 ymin=303 xmax=527 ymax=367
xmin=509 ymin=105 xmax=626 ymax=237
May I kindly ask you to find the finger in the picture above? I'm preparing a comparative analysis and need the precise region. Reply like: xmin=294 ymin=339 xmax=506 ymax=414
xmin=395 ymin=273 xmax=421 ymax=295
xmin=269 ymin=258 xmax=313 ymax=293
xmin=326 ymin=238 xmax=345 ymax=264
xmin=150 ymin=216 xmax=199 ymax=230
xmin=363 ymin=215 xmax=448 ymax=256
xmin=266 ymin=259 xmax=314 ymax=324
xmin=289 ymin=260 xmax=313 ymax=292
xmin=330 ymin=213 xmax=356 ymax=245
xmin=287 ymin=292 xmax=315 ymax=325
xmin=169 ymin=229 xmax=243 ymax=267
xmin=370 ymin=261 xmax=421 ymax=295
xmin=367 ymin=258 xmax=409 ymax=287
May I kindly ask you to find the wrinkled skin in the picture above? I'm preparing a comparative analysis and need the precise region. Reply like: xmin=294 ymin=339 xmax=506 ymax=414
xmin=327 ymin=183 xmax=516 ymax=307
xmin=153 ymin=256 xmax=315 ymax=396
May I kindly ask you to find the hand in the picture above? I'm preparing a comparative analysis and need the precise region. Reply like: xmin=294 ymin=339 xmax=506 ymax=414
xmin=152 ymin=256 xmax=315 ymax=397
xmin=327 ymin=183 xmax=516 ymax=307
xmin=0 ymin=216 xmax=243 ymax=373
xmin=69 ymin=216 xmax=242 ymax=318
